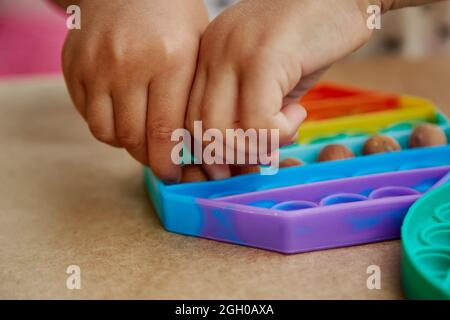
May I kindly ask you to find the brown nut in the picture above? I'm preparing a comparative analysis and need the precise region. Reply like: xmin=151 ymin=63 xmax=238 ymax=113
xmin=317 ymin=144 xmax=355 ymax=162
xmin=180 ymin=165 xmax=208 ymax=183
xmin=409 ymin=123 xmax=448 ymax=148
xmin=280 ymin=157 xmax=304 ymax=168
xmin=362 ymin=134 xmax=401 ymax=155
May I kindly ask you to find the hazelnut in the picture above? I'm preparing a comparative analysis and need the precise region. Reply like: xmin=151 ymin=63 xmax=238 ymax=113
xmin=280 ymin=157 xmax=303 ymax=168
xmin=409 ymin=123 xmax=447 ymax=148
xmin=362 ymin=134 xmax=401 ymax=155
xmin=317 ymin=144 xmax=355 ymax=162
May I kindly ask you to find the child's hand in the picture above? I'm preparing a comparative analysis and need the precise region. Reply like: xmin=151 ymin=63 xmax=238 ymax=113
xmin=185 ymin=0 xmax=375 ymax=179
xmin=62 ymin=0 xmax=208 ymax=182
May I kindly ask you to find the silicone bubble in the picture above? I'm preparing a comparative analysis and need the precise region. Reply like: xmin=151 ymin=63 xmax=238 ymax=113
xmin=415 ymin=249 xmax=450 ymax=279
xmin=419 ymin=223 xmax=450 ymax=247
xmin=271 ymin=201 xmax=318 ymax=211
xmin=369 ymin=186 xmax=420 ymax=200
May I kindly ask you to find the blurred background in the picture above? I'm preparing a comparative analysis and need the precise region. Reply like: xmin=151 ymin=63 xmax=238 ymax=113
xmin=0 ymin=0 xmax=449 ymax=78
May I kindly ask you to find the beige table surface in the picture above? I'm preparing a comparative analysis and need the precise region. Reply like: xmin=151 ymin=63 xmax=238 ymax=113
xmin=1 ymin=57 xmax=449 ymax=300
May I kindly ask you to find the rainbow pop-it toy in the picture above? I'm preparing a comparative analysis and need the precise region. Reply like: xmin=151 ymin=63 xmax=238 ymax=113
xmin=144 ymin=83 xmax=450 ymax=254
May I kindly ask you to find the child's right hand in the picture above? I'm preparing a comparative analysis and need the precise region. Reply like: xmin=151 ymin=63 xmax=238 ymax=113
xmin=62 ymin=0 xmax=208 ymax=182
xmin=185 ymin=0 xmax=374 ymax=180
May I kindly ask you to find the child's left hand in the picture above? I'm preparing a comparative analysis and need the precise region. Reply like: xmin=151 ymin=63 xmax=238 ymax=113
xmin=185 ymin=0 xmax=375 ymax=179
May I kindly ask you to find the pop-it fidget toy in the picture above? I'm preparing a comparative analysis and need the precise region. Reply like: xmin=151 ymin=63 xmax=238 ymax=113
xmin=402 ymin=181 xmax=450 ymax=300
xmin=144 ymin=83 xmax=450 ymax=254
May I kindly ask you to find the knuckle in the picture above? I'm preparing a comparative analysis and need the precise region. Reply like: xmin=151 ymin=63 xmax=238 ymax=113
xmin=108 ymin=48 xmax=129 ymax=68
xmin=166 ymin=47 xmax=186 ymax=64
xmin=101 ymin=35 xmax=129 ymax=66
xmin=156 ymin=35 xmax=198 ymax=66
xmin=148 ymin=121 xmax=176 ymax=142
xmin=105 ymin=53 xmax=131 ymax=74
xmin=162 ymin=46 xmax=195 ymax=72
xmin=116 ymin=130 xmax=144 ymax=149
xmin=241 ymin=49 xmax=273 ymax=72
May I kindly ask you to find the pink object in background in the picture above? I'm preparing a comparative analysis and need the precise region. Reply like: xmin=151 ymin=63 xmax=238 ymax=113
xmin=0 ymin=0 xmax=67 ymax=77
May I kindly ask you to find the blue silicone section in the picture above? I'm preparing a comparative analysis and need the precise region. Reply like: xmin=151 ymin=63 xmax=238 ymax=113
xmin=144 ymin=168 xmax=203 ymax=235
xmin=155 ymin=145 xmax=450 ymax=199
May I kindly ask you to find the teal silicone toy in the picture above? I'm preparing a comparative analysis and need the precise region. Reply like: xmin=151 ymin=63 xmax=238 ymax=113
xmin=401 ymin=180 xmax=450 ymax=300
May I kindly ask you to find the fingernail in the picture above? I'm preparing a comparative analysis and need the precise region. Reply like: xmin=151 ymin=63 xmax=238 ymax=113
xmin=299 ymin=105 xmax=308 ymax=120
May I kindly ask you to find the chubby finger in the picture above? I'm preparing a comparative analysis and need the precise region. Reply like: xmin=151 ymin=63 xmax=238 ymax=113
xmin=147 ymin=70 xmax=194 ymax=182
xmin=62 ymin=42 xmax=87 ymax=119
xmin=84 ymin=83 xmax=120 ymax=147
xmin=185 ymin=66 xmax=208 ymax=134
xmin=199 ymin=67 xmax=239 ymax=180
xmin=112 ymin=85 xmax=149 ymax=165
xmin=200 ymin=66 xmax=238 ymax=133
xmin=239 ymin=65 xmax=307 ymax=150
xmin=62 ymin=67 xmax=87 ymax=119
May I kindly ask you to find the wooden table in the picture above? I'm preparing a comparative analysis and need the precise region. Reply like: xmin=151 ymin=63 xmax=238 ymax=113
xmin=1 ymin=57 xmax=449 ymax=299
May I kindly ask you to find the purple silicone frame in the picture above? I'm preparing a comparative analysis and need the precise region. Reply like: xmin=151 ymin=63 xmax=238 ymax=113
xmin=192 ymin=166 xmax=450 ymax=253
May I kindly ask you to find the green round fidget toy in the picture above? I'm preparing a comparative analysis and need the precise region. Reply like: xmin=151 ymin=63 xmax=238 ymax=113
xmin=402 ymin=178 xmax=450 ymax=300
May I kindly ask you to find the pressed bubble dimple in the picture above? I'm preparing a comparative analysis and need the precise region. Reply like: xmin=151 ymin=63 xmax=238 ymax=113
xmin=271 ymin=201 xmax=318 ymax=211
